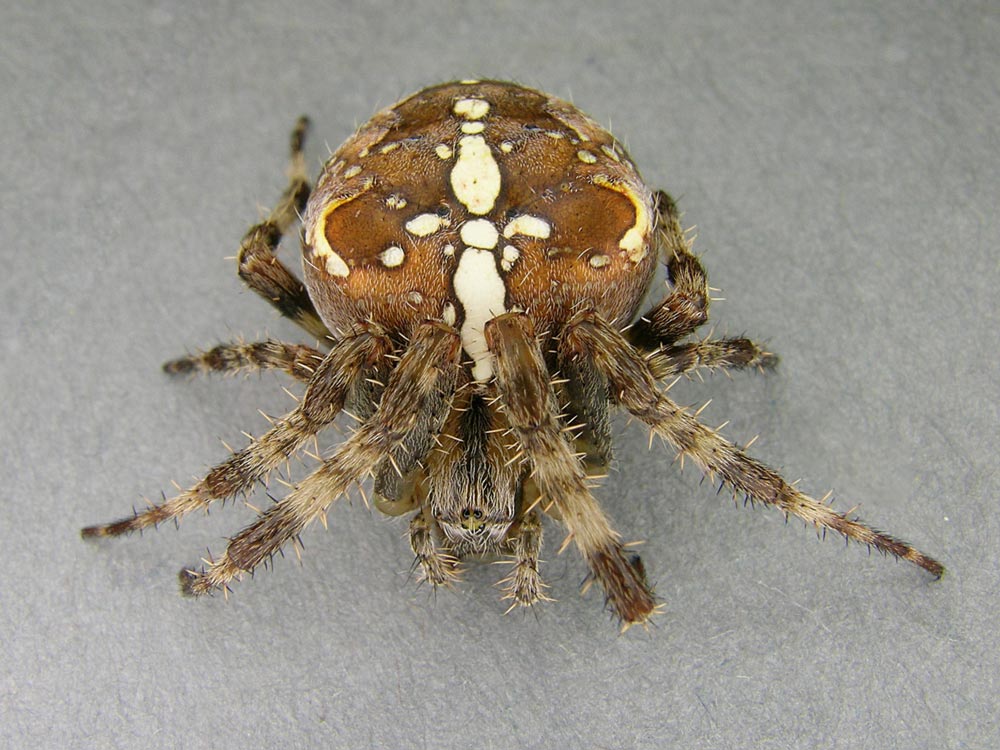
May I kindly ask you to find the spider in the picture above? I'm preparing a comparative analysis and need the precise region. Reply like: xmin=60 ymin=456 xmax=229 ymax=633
xmin=83 ymin=80 xmax=943 ymax=626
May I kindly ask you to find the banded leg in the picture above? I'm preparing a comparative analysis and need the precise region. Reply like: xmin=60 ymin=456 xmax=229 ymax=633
xmin=410 ymin=509 xmax=459 ymax=586
xmin=564 ymin=312 xmax=945 ymax=578
xmin=373 ymin=356 xmax=457 ymax=509
xmin=180 ymin=322 xmax=461 ymax=595
xmin=236 ymin=116 xmax=331 ymax=340
xmin=81 ymin=328 xmax=388 ymax=538
xmin=647 ymin=337 xmax=778 ymax=380
xmin=558 ymin=344 xmax=612 ymax=475
xmin=629 ymin=191 xmax=710 ymax=349
xmin=499 ymin=509 xmax=547 ymax=611
xmin=163 ymin=339 xmax=325 ymax=383
xmin=486 ymin=313 xmax=656 ymax=625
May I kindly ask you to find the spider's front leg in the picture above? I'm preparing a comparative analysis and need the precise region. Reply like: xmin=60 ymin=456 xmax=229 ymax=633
xmin=499 ymin=509 xmax=548 ymax=612
xmin=565 ymin=311 xmax=945 ymax=578
xmin=486 ymin=313 xmax=656 ymax=625
xmin=409 ymin=508 xmax=459 ymax=587
xmin=81 ymin=327 xmax=389 ymax=538
xmin=181 ymin=322 xmax=461 ymax=595
xmin=236 ymin=116 xmax=331 ymax=341
xmin=629 ymin=191 xmax=777 ymax=376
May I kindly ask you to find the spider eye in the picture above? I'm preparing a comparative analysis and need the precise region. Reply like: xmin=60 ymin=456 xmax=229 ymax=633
xmin=455 ymin=506 xmax=488 ymax=531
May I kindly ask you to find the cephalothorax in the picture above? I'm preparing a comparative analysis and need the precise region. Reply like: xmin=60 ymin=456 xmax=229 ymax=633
xmin=83 ymin=81 xmax=943 ymax=626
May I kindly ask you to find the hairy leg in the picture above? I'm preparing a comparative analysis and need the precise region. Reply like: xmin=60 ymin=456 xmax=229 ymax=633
xmin=163 ymin=339 xmax=325 ymax=383
xmin=486 ymin=312 xmax=656 ymax=625
xmin=180 ymin=322 xmax=461 ymax=595
xmin=81 ymin=327 xmax=388 ymax=538
xmin=236 ymin=116 xmax=331 ymax=340
xmin=409 ymin=507 xmax=459 ymax=586
xmin=647 ymin=337 xmax=778 ymax=380
xmin=499 ymin=509 xmax=547 ymax=611
xmin=558 ymin=343 xmax=612 ymax=475
xmin=629 ymin=191 xmax=710 ymax=349
xmin=564 ymin=311 xmax=944 ymax=577
xmin=373 ymin=358 xmax=458 ymax=511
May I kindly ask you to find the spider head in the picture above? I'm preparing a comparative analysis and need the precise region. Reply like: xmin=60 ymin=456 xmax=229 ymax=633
xmin=436 ymin=506 xmax=514 ymax=555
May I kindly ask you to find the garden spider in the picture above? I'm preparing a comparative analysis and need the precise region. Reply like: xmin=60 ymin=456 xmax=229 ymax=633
xmin=83 ymin=81 xmax=943 ymax=626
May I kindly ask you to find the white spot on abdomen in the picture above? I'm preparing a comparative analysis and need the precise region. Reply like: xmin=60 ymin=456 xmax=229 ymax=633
xmin=501 ymin=244 xmax=520 ymax=271
xmin=442 ymin=302 xmax=457 ymax=326
xmin=453 ymin=247 xmax=507 ymax=381
xmin=405 ymin=213 xmax=449 ymax=237
xmin=379 ymin=246 xmax=405 ymax=267
xmin=450 ymin=135 xmax=501 ymax=215
xmin=460 ymin=218 xmax=499 ymax=249
xmin=503 ymin=214 xmax=551 ymax=239
xmin=453 ymin=98 xmax=490 ymax=119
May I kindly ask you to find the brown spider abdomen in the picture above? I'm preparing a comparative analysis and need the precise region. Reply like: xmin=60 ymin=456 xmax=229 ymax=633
xmin=302 ymin=80 xmax=657 ymax=380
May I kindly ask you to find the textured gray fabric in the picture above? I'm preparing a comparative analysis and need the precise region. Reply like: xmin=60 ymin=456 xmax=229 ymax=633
xmin=3 ymin=1 xmax=997 ymax=747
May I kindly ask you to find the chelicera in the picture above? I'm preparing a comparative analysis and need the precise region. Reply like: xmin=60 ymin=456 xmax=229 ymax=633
xmin=83 ymin=80 xmax=943 ymax=627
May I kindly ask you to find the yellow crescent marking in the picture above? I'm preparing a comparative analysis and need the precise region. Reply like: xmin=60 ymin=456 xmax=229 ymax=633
xmin=591 ymin=174 xmax=651 ymax=263
xmin=309 ymin=182 xmax=374 ymax=277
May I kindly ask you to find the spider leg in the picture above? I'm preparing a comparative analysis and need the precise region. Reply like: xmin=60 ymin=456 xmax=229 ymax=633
xmin=373 ymin=356 xmax=457 ymax=512
xmin=179 ymin=322 xmax=461 ymax=595
xmin=647 ymin=337 xmax=778 ymax=380
xmin=486 ymin=312 xmax=656 ymax=625
xmin=499 ymin=509 xmax=548 ymax=611
xmin=236 ymin=116 xmax=331 ymax=341
xmin=628 ymin=191 xmax=710 ymax=349
xmin=564 ymin=311 xmax=945 ymax=578
xmin=558 ymin=343 xmax=612 ymax=475
xmin=163 ymin=339 xmax=325 ymax=382
xmin=409 ymin=506 xmax=459 ymax=587
xmin=81 ymin=327 xmax=389 ymax=538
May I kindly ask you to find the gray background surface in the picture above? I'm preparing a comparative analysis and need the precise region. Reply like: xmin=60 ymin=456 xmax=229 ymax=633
xmin=3 ymin=1 xmax=998 ymax=748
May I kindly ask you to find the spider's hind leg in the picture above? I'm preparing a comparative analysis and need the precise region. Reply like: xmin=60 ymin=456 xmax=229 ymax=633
xmin=629 ymin=190 xmax=710 ymax=349
xmin=236 ymin=116 xmax=331 ymax=340
xmin=629 ymin=191 xmax=778 ymax=377
xmin=163 ymin=339 xmax=324 ymax=382
xmin=646 ymin=337 xmax=778 ymax=380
